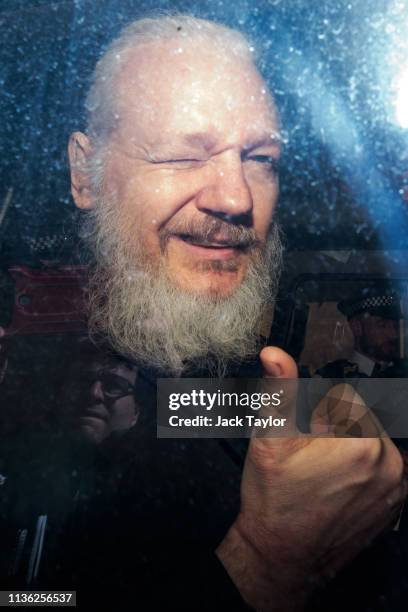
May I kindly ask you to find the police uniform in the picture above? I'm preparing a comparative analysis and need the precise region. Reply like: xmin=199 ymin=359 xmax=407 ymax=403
xmin=316 ymin=290 xmax=404 ymax=379
xmin=316 ymin=351 xmax=392 ymax=378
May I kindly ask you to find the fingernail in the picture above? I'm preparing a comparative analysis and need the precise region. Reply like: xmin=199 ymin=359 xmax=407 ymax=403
xmin=267 ymin=363 xmax=282 ymax=377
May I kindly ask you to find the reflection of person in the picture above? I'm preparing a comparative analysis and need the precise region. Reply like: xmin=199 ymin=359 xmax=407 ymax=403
xmin=7 ymin=15 xmax=405 ymax=610
xmin=60 ymin=339 xmax=139 ymax=445
xmin=317 ymin=290 xmax=402 ymax=378
xmin=79 ymin=361 xmax=138 ymax=443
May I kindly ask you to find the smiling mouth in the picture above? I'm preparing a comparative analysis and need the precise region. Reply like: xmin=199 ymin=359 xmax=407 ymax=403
xmin=176 ymin=233 xmax=248 ymax=250
xmin=172 ymin=235 xmax=247 ymax=264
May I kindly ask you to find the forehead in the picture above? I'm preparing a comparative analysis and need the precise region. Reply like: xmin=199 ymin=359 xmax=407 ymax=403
xmin=113 ymin=39 xmax=279 ymax=149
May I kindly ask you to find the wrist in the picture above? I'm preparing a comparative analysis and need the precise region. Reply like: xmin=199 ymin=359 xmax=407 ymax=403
xmin=216 ymin=521 xmax=310 ymax=612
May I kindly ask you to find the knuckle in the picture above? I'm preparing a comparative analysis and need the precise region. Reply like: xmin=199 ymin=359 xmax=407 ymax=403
xmin=249 ymin=440 xmax=279 ymax=473
xmin=347 ymin=437 xmax=383 ymax=469
xmin=248 ymin=438 xmax=307 ymax=474
xmin=365 ymin=442 xmax=406 ymax=499
xmin=248 ymin=440 xmax=278 ymax=472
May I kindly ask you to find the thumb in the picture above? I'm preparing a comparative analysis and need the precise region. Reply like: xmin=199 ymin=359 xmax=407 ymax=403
xmin=260 ymin=346 xmax=298 ymax=379
xmin=255 ymin=347 xmax=299 ymax=439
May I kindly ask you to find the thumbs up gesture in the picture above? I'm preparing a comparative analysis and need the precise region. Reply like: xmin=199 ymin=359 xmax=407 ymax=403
xmin=217 ymin=347 xmax=406 ymax=611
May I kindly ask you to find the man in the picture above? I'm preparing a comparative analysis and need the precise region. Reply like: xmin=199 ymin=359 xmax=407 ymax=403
xmin=318 ymin=290 xmax=403 ymax=378
xmin=59 ymin=336 xmax=139 ymax=445
xmin=63 ymin=14 xmax=406 ymax=611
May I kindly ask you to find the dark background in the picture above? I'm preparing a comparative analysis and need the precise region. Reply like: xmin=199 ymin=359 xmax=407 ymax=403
xmin=1 ymin=0 xmax=408 ymax=265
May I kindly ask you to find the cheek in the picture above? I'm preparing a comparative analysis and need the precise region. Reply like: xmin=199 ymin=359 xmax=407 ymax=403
xmin=140 ymin=171 xmax=205 ymax=228
xmin=111 ymin=168 xmax=202 ymax=237
xmin=251 ymin=181 xmax=279 ymax=238
xmin=111 ymin=398 xmax=136 ymax=424
xmin=103 ymin=172 xmax=161 ymax=254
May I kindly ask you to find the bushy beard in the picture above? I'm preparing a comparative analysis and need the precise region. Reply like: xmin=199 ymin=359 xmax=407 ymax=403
xmin=81 ymin=193 xmax=283 ymax=376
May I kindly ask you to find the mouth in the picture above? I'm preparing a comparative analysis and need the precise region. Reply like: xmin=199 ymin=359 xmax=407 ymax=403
xmin=174 ymin=234 xmax=250 ymax=260
xmin=80 ymin=405 xmax=110 ymax=422
xmin=178 ymin=232 xmax=246 ymax=246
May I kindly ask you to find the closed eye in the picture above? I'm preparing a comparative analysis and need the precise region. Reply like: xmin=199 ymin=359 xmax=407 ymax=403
xmin=151 ymin=158 xmax=204 ymax=166
xmin=243 ymin=154 xmax=280 ymax=173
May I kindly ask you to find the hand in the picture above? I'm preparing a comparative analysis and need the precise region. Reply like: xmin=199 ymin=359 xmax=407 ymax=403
xmin=217 ymin=347 xmax=407 ymax=611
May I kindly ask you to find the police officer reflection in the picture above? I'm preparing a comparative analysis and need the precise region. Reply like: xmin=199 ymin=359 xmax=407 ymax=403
xmin=317 ymin=289 xmax=405 ymax=378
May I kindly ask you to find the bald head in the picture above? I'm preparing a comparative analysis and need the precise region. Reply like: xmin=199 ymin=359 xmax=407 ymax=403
xmin=85 ymin=15 xmax=262 ymax=143
xmin=108 ymin=38 xmax=278 ymax=161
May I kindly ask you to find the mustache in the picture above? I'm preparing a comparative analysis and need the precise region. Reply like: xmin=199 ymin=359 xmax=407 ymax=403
xmin=159 ymin=216 xmax=261 ymax=251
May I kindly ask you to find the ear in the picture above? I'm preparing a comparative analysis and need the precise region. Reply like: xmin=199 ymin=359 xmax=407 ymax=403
xmin=68 ymin=131 xmax=95 ymax=210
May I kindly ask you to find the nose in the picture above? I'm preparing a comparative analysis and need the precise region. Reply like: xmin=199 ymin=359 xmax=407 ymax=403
xmin=91 ymin=380 xmax=105 ymax=402
xmin=195 ymin=152 xmax=253 ymax=224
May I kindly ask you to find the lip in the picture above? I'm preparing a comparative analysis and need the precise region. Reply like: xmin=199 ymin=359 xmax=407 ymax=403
xmin=81 ymin=405 xmax=110 ymax=422
xmin=173 ymin=236 xmax=242 ymax=260
xmin=79 ymin=416 xmax=109 ymax=428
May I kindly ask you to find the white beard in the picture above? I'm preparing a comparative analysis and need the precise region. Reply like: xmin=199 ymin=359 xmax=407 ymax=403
xmin=81 ymin=193 xmax=283 ymax=376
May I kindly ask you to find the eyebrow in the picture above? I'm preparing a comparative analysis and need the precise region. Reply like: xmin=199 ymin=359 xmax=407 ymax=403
xmin=148 ymin=130 xmax=283 ymax=159
xmin=182 ymin=132 xmax=219 ymax=152
xmin=245 ymin=133 xmax=283 ymax=149
xmin=181 ymin=131 xmax=283 ymax=151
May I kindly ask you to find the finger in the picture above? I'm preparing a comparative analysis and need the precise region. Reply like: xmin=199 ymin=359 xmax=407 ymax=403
xmin=260 ymin=346 xmax=298 ymax=379
xmin=255 ymin=347 xmax=299 ymax=438
xmin=310 ymin=383 xmax=387 ymax=438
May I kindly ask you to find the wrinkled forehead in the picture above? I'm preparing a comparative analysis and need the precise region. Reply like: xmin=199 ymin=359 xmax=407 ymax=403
xmin=112 ymin=39 xmax=279 ymax=147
